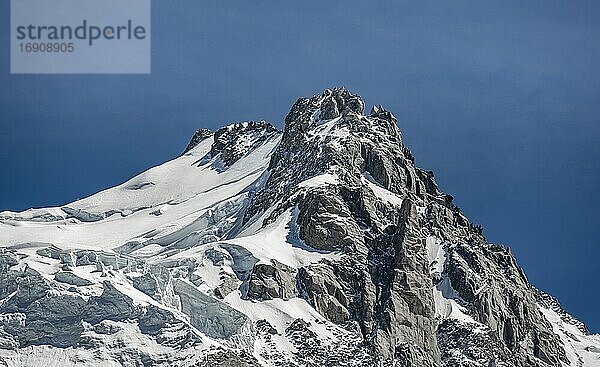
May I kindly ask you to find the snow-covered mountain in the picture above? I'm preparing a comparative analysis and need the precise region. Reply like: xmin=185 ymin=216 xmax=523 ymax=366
xmin=0 ymin=88 xmax=598 ymax=366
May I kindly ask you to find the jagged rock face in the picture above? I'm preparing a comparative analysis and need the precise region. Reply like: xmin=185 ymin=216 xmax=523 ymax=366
xmin=244 ymin=88 xmax=441 ymax=364
xmin=445 ymin=242 xmax=566 ymax=366
xmin=297 ymin=263 xmax=350 ymax=323
xmin=0 ymin=88 xmax=596 ymax=366
xmin=247 ymin=259 xmax=297 ymax=301
xmin=422 ymin=200 xmax=569 ymax=366
xmin=210 ymin=120 xmax=279 ymax=167
xmin=183 ymin=128 xmax=213 ymax=155
xmin=296 ymin=187 xmax=363 ymax=252
xmin=242 ymin=88 xmax=569 ymax=366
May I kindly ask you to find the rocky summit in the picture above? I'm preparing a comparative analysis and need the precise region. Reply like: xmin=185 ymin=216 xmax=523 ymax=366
xmin=0 ymin=88 xmax=598 ymax=366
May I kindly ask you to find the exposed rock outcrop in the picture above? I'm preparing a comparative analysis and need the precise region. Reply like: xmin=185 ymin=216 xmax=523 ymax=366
xmin=183 ymin=128 xmax=213 ymax=154
xmin=242 ymin=88 xmax=569 ymax=366
xmin=247 ymin=259 xmax=297 ymax=301
xmin=210 ymin=121 xmax=279 ymax=167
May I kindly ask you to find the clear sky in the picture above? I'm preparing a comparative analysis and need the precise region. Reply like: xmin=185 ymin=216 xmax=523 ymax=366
xmin=1 ymin=1 xmax=599 ymax=331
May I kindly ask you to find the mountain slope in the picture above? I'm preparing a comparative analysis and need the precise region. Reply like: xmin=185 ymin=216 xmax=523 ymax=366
xmin=0 ymin=88 xmax=598 ymax=367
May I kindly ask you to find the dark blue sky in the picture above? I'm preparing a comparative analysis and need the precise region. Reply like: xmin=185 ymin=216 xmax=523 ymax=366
xmin=1 ymin=1 xmax=599 ymax=331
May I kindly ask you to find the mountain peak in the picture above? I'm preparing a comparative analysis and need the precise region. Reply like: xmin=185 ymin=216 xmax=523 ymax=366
xmin=283 ymin=87 xmax=365 ymax=134
xmin=0 ymin=89 xmax=597 ymax=366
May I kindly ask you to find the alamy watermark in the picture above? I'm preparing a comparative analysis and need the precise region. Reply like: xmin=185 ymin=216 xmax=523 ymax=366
xmin=11 ymin=0 xmax=151 ymax=74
